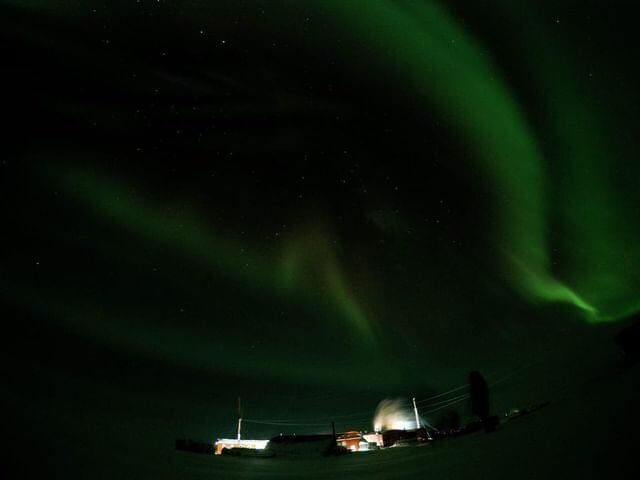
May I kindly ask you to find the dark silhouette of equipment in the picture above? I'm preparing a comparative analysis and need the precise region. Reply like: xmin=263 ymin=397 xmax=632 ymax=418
xmin=615 ymin=316 xmax=640 ymax=366
xmin=437 ymin=410 xmax=461 ymax=431
xmin=469 ymin=371 xmax=489 ymax=420
xmin=268 ymin=434 xmax=339 ymax=457
xmin=468 ymin=370 xmax=499 ymax=432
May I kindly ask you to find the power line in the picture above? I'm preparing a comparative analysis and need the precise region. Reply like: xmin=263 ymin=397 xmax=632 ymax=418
xmin=242 ymin=419 xmax=333 ymax=427
xmin=236 ymin=364 xmax=530 ymax=428
xmin=414 ymin=383 xmax=469 ymax=404
xmin=415 ymin=392 xmax=470 ymax=408
xmin=422 ymin=395 xmax=470 ymax=414
xmin=240 ymin=391 xmax=470 ymax=427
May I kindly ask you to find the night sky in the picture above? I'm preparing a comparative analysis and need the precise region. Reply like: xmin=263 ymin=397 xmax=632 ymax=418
xmin=2 ymin=1 xmax=640 ymax=478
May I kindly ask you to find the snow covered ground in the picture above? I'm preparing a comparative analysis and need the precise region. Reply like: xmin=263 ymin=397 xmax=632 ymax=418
xmin=183 ymin=362 xmax=638 ymax=479
xmin=8 ymin=323 xmax=637 ymax=479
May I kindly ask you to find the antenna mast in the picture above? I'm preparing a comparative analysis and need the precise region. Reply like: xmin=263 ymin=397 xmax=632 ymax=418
xmin=236 ymin=397 xmax=242 ymax=443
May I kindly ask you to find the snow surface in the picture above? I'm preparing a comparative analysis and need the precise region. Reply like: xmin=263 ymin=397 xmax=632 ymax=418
xmin=7 ymin=324 xmax=639 ymax=478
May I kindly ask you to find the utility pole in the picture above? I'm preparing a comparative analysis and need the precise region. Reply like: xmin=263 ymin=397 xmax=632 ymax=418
xmin=412 ymin=397 xmax=420 ymax=429
xmin=237 ymin=397 xmax=242 ymax=444
xmin=331 ymin=421 xmax=337 ymax=452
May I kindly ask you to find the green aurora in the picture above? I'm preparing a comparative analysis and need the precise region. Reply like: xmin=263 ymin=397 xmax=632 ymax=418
xmin=12 ymin=0 xmax=636 ymax=322
xmin=4 ymin=2 xmax=640 ymax=477
xmin=57 ymin=167 xmax=374 ymax=340
xmin=3 ymin=0 xmax=640 ymax=385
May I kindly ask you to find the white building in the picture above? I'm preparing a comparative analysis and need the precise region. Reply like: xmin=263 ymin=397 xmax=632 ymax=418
xmin=214 ymin=438 xmax=269 ymax=455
